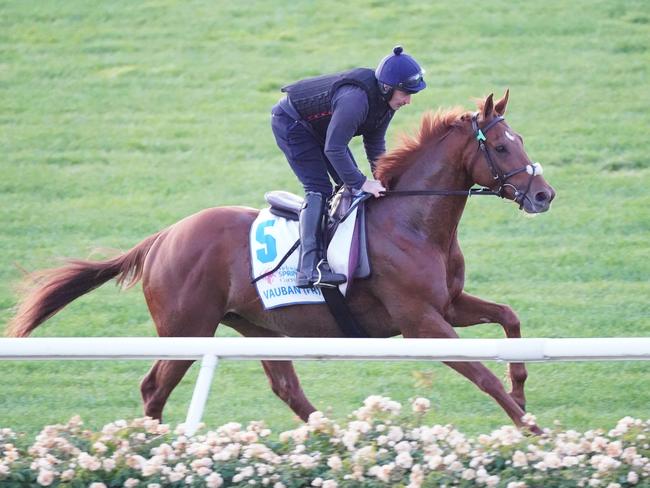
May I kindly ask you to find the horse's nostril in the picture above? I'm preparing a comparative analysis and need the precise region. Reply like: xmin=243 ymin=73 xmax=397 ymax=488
xmin=535 ymin=191 xmax=549 ymax=203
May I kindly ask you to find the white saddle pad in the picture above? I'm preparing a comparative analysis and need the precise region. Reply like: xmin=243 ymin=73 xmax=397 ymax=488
xmin=250 ymin=207 xmax=358 ymax=310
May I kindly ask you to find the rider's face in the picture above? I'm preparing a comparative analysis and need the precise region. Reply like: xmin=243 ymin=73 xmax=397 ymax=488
xmin=389 ymin=89 xmax=412 ymax=111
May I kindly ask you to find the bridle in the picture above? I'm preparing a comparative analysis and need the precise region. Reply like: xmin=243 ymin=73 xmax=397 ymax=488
xmin=382 ymin=112 xmax=544 ymax=210
xmin=470 ymin=112 xmax=543 ymax=209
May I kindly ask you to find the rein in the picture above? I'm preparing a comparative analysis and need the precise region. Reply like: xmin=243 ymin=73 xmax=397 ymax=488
xmin=381 ymin=188 xmax=499 ymax=197
xmin=380 ymin=113 xmax=543 ymax=209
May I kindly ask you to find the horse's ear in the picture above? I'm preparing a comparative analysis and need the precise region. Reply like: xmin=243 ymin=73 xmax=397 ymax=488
xmin=482 ymin=93 xmax=494 ymax=119
xmin=494 ymin=89 xmax=510 ymax=116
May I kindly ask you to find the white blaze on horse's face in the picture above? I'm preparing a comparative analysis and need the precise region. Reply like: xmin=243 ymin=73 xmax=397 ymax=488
xmin=505 ymin=130 xmax=516 ymax=142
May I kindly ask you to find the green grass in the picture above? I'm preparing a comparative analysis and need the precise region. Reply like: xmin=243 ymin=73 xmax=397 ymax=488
xmin=1 ymin=0 xmax=649 ymax=437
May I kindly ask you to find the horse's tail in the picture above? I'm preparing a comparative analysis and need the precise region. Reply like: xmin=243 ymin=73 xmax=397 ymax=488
xmin=6 ymin=230 xmax=165 ymax=338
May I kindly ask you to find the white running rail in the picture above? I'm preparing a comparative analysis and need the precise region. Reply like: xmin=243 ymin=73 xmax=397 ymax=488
xmin=1 ymin=337 xmax=649 ymax=435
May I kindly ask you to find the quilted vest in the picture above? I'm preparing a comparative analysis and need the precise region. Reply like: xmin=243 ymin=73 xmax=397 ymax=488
xmin=281 ymin=68 xmax=392 ymax=138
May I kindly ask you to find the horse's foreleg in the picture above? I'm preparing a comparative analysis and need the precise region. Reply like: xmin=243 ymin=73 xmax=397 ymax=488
xmin=446 ymin=292 xmax=528 ymax=411
xmin=261 ymin=360 xmax=317 ymax=421
xmin=223 ymin=316 xmax=317 ymax=422
xmin=403 ymin=313 xmax=540 ymax=434
xmin=442 ymin=359 xmax=540 ymax=434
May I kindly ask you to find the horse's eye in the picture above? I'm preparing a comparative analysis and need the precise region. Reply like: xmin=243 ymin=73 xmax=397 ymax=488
xmin=495 ymin=145 xmax=507 ymax=153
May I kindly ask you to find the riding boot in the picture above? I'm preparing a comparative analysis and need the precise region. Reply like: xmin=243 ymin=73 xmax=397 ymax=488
xmin=296 ymin=192 xmax=347 ymax=289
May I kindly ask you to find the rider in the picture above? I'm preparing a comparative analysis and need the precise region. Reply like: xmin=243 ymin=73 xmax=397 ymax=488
xmin=271 ymin=46 xmax=426 ymax=289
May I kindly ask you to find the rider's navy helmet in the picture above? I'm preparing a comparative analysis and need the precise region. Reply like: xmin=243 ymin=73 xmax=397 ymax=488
xmin=375 ymin=45 xmax=426 ymax=94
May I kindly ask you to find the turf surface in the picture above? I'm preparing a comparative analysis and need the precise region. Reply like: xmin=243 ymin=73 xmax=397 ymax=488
xmin=1 ymin=0 xmax=648 ymax=436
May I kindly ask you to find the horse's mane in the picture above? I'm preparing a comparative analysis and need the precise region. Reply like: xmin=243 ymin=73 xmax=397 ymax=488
xmin=375 ymin=106 xmax=469 ymax=188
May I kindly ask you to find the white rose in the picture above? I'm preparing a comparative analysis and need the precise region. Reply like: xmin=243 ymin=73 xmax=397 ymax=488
xmin=627 ymin=471 xmax=639 ymax=484
xmin=308 ymin=412 xmax=327 ymax=429
xmin=562 ymin=456 xmax=579 ymax=467
xmin=411 ymin=397 xmax=431 ymax=414
xmin=141 ymin=463 xmax=159 ymax=476
xmin=36 ymin=470 xmax=54 ymax=486
xmin=426 ymin=454 xmax=442 ymax=470
xmin=394 ymin=441 xmax=411 ymax=453
xmin=521 ymin=413 xmax=537 ymax=426
xmin=442 ymin=453 xmax=457 ymax=465
xmin=512 ymin=450 xmax=528 ymax=467
xmin=168 ymin=472 xmax=183 ymax=482
xmin=606 ymin=441 xmax=623 ymax=458
xmin=206 ymin=472 xmax=224 ymax=488
xmin=327 ymin=455 xmax=342 ymax=471
xmin=78 ymin=453 xmax=102 ymax=471
xmin=543 ymin=452 xmax=562 ymax=469
xmin=93 ymin=441 xmax=108 ymax=453
xmin=461 ymin=468 xmax=476 ymax=480
xmin=449 ymin=461 xmax=463 ymax=472
xmin=353 ymin=445 xmax=375 ymax=463
xmin=368 ymin=463 xmax=394 ymax=482
xmin=61 ymin=470 xmax=75 ymax=481
xmin=395 ymin=452 xmax=413 ymax=469
xmin=486 ymin=475 xmax=500 ymax=487
xmin=387 ymin=426 xmax=404 ymax=443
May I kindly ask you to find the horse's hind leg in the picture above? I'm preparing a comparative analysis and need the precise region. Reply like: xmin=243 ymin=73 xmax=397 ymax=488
xmin=141 ymin=301 xmax=224 ymax=420
xmin=446 ymin=291 xmax=528 ymax=410
xmin=224 ymin=315 xmax=317 ymax=421
xmin=141 ymin=360 xmax=195 ymax=420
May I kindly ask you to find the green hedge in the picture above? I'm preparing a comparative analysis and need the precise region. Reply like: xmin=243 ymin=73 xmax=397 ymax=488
xmin=1 ymin=396 xmax=648 ymax=487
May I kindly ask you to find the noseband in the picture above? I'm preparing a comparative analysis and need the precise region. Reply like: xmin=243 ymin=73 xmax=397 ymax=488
xmin=471 ymin=112 xmax=543 ymax=209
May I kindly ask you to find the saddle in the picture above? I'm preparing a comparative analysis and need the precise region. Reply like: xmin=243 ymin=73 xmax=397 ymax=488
xmin=264 ymin=188 xmax=371 ymax=280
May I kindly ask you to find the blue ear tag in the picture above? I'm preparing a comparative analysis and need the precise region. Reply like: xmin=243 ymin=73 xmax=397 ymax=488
xmin=476 ymin=130 xmax=486 ymax=142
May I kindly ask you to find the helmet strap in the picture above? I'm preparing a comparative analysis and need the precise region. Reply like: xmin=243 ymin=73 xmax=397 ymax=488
xmin=378 ymin=82 xmax=393 ymax=102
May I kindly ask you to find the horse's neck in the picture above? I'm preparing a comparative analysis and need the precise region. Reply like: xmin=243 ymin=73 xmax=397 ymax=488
xmin=388 ymin=139 xmax=471 ymax=247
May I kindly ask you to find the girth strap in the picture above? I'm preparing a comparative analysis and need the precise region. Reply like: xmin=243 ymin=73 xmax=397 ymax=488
xmin=321 ymin=287 xmax=370 ymax=338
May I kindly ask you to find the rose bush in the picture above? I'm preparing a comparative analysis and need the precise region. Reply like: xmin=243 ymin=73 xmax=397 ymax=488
xmin=0 ymin=396 xmax=648 ymax=487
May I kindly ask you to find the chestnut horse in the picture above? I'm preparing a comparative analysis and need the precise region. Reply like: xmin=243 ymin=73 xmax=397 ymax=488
xmin=7 ymin=91 xmax=555 ymax=433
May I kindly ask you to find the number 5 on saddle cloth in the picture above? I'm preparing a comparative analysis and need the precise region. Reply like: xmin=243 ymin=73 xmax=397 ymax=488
xmin=250 ymin=188 xmax=371 ymax=317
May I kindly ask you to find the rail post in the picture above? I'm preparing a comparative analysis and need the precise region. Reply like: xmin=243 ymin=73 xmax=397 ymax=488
xmin=184 ymin=354 xmax=218 ymax=436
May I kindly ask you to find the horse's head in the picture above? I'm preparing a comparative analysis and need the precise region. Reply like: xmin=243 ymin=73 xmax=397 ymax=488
xmin=463 ymin=90 xmax=556 ymax=213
